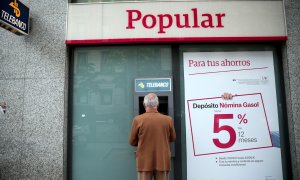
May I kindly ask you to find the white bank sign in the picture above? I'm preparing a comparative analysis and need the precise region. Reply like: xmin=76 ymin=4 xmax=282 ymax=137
xmin=66 ymin=1 xmax=286 ymax=45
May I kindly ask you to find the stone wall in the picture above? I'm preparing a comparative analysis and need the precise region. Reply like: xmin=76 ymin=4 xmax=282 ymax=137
xmin=284 ymin=0 xmax=300 ymax=179
xmin=0 ymin=0 xmax=67 ymax=179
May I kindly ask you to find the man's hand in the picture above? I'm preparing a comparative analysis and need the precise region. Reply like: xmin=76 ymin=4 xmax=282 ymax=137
xmin=222 ymin=93 xmax=233 ymax=100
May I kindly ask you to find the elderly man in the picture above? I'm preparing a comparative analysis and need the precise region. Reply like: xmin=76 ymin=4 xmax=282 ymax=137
xmin=129 ymin=93 xmax=176 ymax=180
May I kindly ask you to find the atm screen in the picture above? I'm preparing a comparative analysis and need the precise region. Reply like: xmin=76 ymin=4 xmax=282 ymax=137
xmin=138 ymin=96 xmax=169 ymax=115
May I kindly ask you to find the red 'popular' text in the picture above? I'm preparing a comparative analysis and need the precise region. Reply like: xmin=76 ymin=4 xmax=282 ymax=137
xmin=126 ymin=8 xmax=225 ymax=34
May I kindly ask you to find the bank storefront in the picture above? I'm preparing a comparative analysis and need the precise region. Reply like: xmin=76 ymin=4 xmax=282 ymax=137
xmin=66 ymin=1 xmax=291 ymax=180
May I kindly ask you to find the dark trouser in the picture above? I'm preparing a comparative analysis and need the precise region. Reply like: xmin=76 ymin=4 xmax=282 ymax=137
xmin=138 ymin=171 xmax=169 ymax=180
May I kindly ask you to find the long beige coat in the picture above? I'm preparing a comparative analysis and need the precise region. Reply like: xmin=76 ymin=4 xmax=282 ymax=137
xmin=129 ymin=109 xmax=176 ymax=171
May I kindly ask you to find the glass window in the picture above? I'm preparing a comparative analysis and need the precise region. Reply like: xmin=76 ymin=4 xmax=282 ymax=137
xmin=70 ymin=44 xmax=290 ymax=180
xmin=71 ymin=45 xmax=172 ymax=180
xmin=178 ymin=44 xmax=290 ymax=180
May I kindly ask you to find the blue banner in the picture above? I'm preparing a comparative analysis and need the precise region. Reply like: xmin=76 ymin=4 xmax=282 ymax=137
xmin=135 ymin=78 xmax=172 ymax=92
xmin=0 ymin=0 xmax=29 ymax=35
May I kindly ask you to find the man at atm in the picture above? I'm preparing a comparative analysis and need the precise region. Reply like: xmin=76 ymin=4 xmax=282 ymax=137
xmin=129 ymin=93 xmax=176 ymax=180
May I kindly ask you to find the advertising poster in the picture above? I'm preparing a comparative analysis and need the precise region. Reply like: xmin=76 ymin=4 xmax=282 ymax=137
xmin=183 ymin=51 xmax=283 ymax=180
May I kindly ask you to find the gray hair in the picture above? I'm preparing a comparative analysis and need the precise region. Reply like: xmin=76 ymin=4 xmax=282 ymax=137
xmin=143 ymin=93 xmax=159 ymax=108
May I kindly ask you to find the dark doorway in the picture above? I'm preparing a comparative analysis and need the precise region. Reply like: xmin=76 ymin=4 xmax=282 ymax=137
xmin=138 ymin=96 xmax=169 ymax=115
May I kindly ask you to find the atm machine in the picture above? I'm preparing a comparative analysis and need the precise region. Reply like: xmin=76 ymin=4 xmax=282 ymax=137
xmin=133 ymin=77 xmax=175 ymax=156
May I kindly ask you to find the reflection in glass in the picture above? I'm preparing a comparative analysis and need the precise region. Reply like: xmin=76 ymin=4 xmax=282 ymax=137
xmin=72 ymin=46 xmax=172 ymax=180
